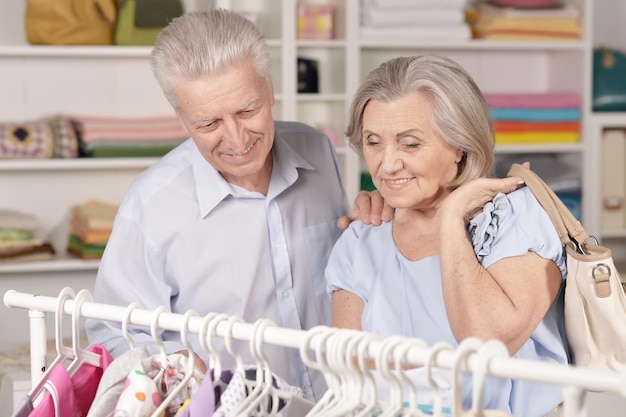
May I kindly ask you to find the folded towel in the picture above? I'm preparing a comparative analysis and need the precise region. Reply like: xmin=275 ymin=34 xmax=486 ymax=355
xmin=360 ymin=24 xmax=471 ymax=41
xmin=485 ymin=92 xmax=581 ymax=109
xmin=490 ymin=108 xmax=580 ymax=121
xmin=362 ymin=7 xmax=466 ymax=27
xmin=495 ymin=131 xmax=579 ymax=144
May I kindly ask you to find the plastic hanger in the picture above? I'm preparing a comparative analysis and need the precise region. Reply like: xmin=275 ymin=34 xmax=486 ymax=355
xmin=324 ymin=329 xmax=363 ymax=417
xmin=27 ymin=287 xmax=76 ymax=402
xmin=395 ymin=337 xmax=429 ymax=417
xmin=122 ymin=302 xmax=142 ymax=350
xmin=469 ymin=340 xmax=510 ymax=417
xmin=299 ymin=325 xmax=338 ymax=416
xmin=202 ymin=312 xmax=230 ymax=385
xmin=66 ymin=289 xmax=102 ymax=377
xmin=236 ymin=318 xmax=290 ymax=417
xmin=424 ymin=341 xmax=454 ymax=417
xmin=452 ymin=337 xmax=483 ymax=416
xmin=149 ymin=305 xmax=170 ymax=384
xmin=223 ymin=314 xmax=246 ymax=375
xmin=377 ymin=336 xmax=408 ymax=417
xmin=354 ymin=331 xmax=382 ymax=417
xmin=151 ymin=309 xmax=199 ymax=417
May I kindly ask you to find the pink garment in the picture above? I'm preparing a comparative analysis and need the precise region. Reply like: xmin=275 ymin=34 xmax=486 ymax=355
xmin=483 ymin=92 xmax=581 ymax=109
xmin=72 ymin=115 xmax=188 ymax=143
xmin=30 ymin=344 xmax=114 ymax=417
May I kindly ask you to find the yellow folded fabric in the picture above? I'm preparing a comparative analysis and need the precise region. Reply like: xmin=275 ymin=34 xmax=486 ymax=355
xmin=72 ymin=199 xmax=118 ymax=230
xmin=495 ymin=131 xmax=579 ymax=144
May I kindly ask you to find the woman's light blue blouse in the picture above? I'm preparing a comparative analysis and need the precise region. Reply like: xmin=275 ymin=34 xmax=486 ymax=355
xmin=326 ymin=187 xmax=570 ymax=417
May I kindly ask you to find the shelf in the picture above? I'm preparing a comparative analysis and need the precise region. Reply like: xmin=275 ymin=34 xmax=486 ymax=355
xmin=0 ymin=158 xmax=159 ymax=172
xmin=494 ymin=143 xmax=584 ymax=154
xmin=297 ymin=40 xmax=347 ymax=48
xmin=600 ymin=230 xmax=626 ymax=239
xmin=0 ymin=256 xmax=99 ymax=274
xmin=297 ymin=93 xmax=346 ymax=102
xmin=358 ymin=39 xmax=588 ymax=51
xmin=0 ymin=45 xmax=152 ymax=58
xmin=590 ymin=112 xmax=626 ymax=127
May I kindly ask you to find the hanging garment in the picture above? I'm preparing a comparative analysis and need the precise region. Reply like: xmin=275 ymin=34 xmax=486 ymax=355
xmin=22 ymin=344 xmax=113 ymax=417
xmin=86 ymin=346 xmax=150 ymax=417
xmin=112 ymin=353 xmax=202 ymax=417
xmin=173 ymin=370 xmax=215 ymax=416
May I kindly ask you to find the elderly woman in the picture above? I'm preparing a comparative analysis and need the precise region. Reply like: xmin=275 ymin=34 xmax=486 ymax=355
xmin=326 ymin=55 xmax=568 ymax=417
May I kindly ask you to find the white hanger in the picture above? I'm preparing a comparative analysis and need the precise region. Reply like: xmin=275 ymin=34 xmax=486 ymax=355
xmin=223 ymin=315 xmax=249 ymax=384
xmin=470 ymin=340 xmax=509 ymax=417
xmin=424 ymin=341 xmax=454 ymax=417
xmin=324 ymin=329 xmax=364 ymax=417
xmin=354 ymin=331 xmax=382 ymax=417
xmin=150 ymin=309 xmax=200 ymax=417
xmin=395 ymin=337 xmax=429 ymax=417
xmin=201 ymin=312 xmax=230 ymax=385
xmin=122 ymin=302 xmax=142 ymax=350
xmin=300 ymin=325 xmax=339 ymax=417
xmin=66 ymin=289 xmax=101 ymax=377
xmin=377 ymin=336 xmax=408 ymax=417
xmin=27 ymin=287 xmax=75 ymax=402
xmin=236 ymin=318 xmax=289 ymax=417
xmin=149 ymin=305 xmax=170 ymax=380
xmin=452 ymin=337 xmax=483 ymax=416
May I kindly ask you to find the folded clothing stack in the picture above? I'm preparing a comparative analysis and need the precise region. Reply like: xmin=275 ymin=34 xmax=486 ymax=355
xmin=67 ymin=200 xmax=118 ymax=259
xmin=485 ymin=92 xmax=581 ymax=144
xmin=72 ymin=115 xmax=189 ymax=158
xmin=360 ymin=0 xmax=471 ymax=42
xmin=472 ymin=1 xmax=581 ymax=41
xmin=0 ymin=209 xmax=55 ymax=263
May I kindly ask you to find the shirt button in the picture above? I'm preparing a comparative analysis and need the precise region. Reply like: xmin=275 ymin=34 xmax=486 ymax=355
xmin=282 ymin=290 xmax=290 ymax=299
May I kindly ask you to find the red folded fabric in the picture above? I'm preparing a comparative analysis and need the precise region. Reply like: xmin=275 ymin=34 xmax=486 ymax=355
xmin=493 ymin=120 xmax=580 ymax=132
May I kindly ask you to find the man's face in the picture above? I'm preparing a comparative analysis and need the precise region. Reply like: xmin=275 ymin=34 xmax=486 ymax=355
xmin=174 ymin=60 xmax=276 ymax=192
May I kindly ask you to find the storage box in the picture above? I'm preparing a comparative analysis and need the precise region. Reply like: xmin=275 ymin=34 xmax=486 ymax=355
xmin=297 ymin=3 xmax=334 ymax=40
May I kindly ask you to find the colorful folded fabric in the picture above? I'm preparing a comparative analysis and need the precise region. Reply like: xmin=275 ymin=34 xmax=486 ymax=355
xmin=490 ymin=108 xmax=580 ymax=121
xmin=495 ymin=131 xmax=579 ymax=144
xmin=67 ymin=234 xmax=107 ymax=260
xmin=72 ymin=115 xmax=188 ymax=143
xmin=493 ymin=120 xmax=580 ymax=132
xmin=485 ymin=92 xmax=581 ymax=109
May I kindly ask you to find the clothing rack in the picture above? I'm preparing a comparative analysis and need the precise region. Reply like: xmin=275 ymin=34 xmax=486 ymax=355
xmin=4 ymin=289 xmax=626 ymax=417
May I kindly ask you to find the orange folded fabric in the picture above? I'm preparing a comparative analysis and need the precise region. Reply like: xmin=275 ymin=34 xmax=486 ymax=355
xmin=493 ymin=120 xmax=580 ymax=133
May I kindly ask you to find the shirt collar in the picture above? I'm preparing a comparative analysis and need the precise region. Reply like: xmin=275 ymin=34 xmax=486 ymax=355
xmin=192 ymin=128 xmax=315 ymax=217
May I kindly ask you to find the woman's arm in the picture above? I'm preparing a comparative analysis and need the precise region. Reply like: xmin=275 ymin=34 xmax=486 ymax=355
xmin=332 ymin=289 xmax=365 ymax=330
xmin=438 ymin=176 xmax=562 ymax=355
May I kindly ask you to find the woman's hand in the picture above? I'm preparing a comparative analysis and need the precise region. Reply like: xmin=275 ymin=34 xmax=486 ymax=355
xmin=441 ymin=175 xmax=525 ymax=222
xmin=441 ymin=162 xmax=530 ymax=222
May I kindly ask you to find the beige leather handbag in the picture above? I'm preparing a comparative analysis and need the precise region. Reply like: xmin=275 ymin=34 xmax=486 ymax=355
xmin=508 ymin=163 xmax=626 ymax=371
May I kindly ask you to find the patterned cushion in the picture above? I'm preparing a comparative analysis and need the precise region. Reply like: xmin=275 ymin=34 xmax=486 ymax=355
xmin=0 ymin=121 xmax=54 ymax=159
xmin=49 ymin=116 xmax=79 ymax=158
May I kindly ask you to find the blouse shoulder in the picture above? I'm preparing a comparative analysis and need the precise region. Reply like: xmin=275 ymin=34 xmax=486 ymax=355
xmin=468 ymin=187 xmax=566 ymax=277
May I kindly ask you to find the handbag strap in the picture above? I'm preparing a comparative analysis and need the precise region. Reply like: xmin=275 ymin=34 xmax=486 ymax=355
xmin=507 ymin=163 xmax=590 ymax=248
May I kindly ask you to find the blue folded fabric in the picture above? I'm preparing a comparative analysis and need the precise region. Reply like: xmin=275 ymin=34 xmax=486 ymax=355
xmin=490 ymin=108 xmax=580 ymax=121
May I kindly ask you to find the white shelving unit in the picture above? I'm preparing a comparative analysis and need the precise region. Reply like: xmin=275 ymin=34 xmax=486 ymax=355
xmin=0 ymin=0 xmax=623 ymax=338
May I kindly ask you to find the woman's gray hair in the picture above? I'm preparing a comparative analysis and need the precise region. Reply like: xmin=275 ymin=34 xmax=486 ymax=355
xmin=346 ymin=55 xmax=494 ymax=189
xmin=151 ymin=9 xmax=272 ymax=112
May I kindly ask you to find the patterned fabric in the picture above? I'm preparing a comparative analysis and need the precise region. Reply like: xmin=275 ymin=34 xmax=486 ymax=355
xmin=113 ymin=353 xmax=203 ymax=417
xmin=49 ymin=116 xmax=79 ymax=158
xmin=0 ymin=116 xmax=79 ymax=159
xmin=0 ymin=121 xmax=54 ymax=158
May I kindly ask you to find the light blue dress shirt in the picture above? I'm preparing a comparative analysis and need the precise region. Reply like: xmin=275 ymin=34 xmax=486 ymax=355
xmin=326 ymin=187 xmax=569 ymax=417
xmin=87 ymin=121 xmax=349 ymax=401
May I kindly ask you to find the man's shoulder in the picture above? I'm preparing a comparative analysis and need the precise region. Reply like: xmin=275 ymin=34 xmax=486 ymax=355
xmin=274 ymin=120 xmax=329 ymax=141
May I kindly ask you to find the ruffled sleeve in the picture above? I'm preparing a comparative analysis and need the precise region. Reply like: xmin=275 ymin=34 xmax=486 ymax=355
xmin=468 ymin=187 xmax=567 ymax=278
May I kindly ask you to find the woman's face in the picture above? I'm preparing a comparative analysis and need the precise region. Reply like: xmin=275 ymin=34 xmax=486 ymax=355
xmin=361 ymin=92 xmax=463 ymax=210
